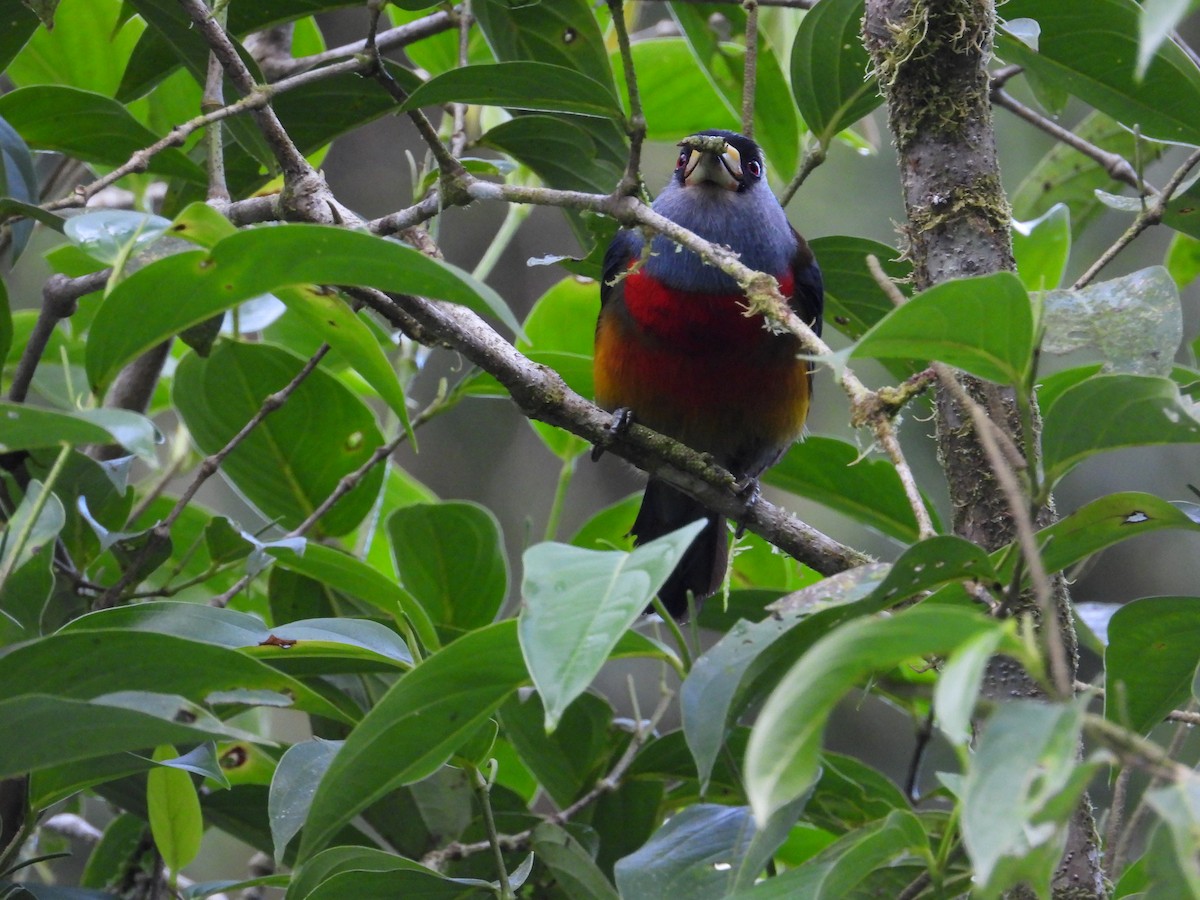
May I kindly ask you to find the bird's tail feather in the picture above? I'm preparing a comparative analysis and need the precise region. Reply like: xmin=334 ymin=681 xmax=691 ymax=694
xmin=631 ymin=479 xmax=727 ymax=618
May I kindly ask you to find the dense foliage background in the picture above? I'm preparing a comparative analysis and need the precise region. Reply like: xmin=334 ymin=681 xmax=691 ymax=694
xmin=1 ymin=0 xmax=1200 ymax=897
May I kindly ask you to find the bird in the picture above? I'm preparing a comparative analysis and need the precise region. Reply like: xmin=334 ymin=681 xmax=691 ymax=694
xmin=593 ymin=129 xmax=824 ymax=618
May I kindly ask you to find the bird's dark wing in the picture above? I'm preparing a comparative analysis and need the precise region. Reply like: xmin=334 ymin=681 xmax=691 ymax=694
xmin=599 ymin=228 xmax=640 ymax=313
xmin=788 ymin=225 xmax=824 ymax=338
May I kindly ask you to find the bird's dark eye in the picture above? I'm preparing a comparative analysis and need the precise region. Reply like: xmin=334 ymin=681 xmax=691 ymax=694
xmin=746 ymin=159 xmax=763 ymax=179
xmin=676 ymin=150 xmax=689 ymax=169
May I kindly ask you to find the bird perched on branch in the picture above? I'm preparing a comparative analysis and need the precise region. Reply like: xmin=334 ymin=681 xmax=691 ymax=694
xmin=593 ymin=129 xmax=824 ymax=618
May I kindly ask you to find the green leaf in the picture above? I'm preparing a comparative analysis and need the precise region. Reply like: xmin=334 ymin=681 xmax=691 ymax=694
xmin=1041 ymin=267 xmax=1182 ymax=377
xmin=386 ymin=501 xmax=507 ymax=634
xmin=269 ymin=738 xmax=342 ymax=862
xmin=81 ymin=812 xmax=147 ymax=889
xmin=65 ymin=598 xmax=412 ymax=677
xmin=1027 ymin=492 xmax=1200 ymax=578
xmin=518 ymin=275 xmax=597 ymax=400
xmin=403 ymin=62 xmax=622 ymax=119
xmin=1041 ymin=374 xmax=1200 ymax=486
xmin=1162 ymin=178 xmax=1200 ymax=241
xmin=288 ymin=846 xmax=493 ymax=900
xmin=960 ymin=700 xmax=1094 ymax=899
xmin=148 ymin=744 xmax=204 ymax=875
xmin=1012 ymin=203 xmax=1070 ymax=291
xmin=1166 ymin=232 xmax=1200 ymax=289
xmin=87 ymin=224 xmax=519 ymax=393
xmin=0 ymin=0 xmax=39 ymax=73
xmin=0 ymin=112 xmax=38 ymax=261
xmin=296 ymin=620 xmax=528 ymax=861
xmin=472 ymin=0 xmax=617 ymax=91
xmin=531 ymin=823 xmax=619 ymax=900
xmin=764 ymin=437 xmax=933 ymax=542
xmin=867 ymin=535 xmax=999 ymax=608
xmin=1011 ymin=111 xmax=1166 ymax=233
xmin=174 ymin=341 xmax=384 ymax=537
xmin=810 ymin=236 xmax=912 ymax=341
xmin=1144 ymin=778 xmax=1200 ymax=896
xmin=0 ymin=402 xmax=160 ymax=462
xmin=499 ymin=691 xmax=614 ymax=809
xmin=0 ymin=478 xmax=64 ymax=576
xmin=734 ymin=809 xmax=929 ymax=898
xmin=614 ymin=802 xmax=804 ymax=897
xmin=481 ymin=115 xmax=622 ymax=195
xmin=934 ymin=629 xmax=1007 ymax=746
xmin=0 ymin=85 xmax=202 ymax=181
xmin=998 ymin=0 xmax=1200 ymax=147
xmin=7 ymin=0 xmax=142 ymax=96
xmin=0 ymin=627 xmax=352 ymax=725
xmin=519 ymin=522 xmax=705 ymax=731
xmin=0 ymin=692 xmax=265 ymax=779
xmin=791 ymin=0 xmax=881 ymax=146
xmin=615 ymin=38 xmax=739 ymax=141
xmin=65 ymin=210 xmax=173 ymax=267
xmin=275 ymin=284 xmax=413 ymax=441
xmin=1138 ymin=0 xmax=1200 ymax=79
xmin=268 ymin=542 xmax=439 ymax=652
xmin=683 ymin=565 xmax=891 ymax=789
xmin=852 ymin=272 xmax=1034 ymax=385
xmin=745 ymin=606 xmax=1017 ymax=824
xmin=1105 ymin=597 xmax=1200 ymax=734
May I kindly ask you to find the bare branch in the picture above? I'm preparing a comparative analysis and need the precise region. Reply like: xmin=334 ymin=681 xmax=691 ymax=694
xmin=268 ymin=8 xmax=459 ymax=80
xmin=178 ymin=0 xmax=312 ymax=180
xmin=1073 ymin=147 xmax=1200 ymax=289
xmin=741 ymin=0 xmax=760 ymax=136
xmin=8 ymin=271 xmax=105 ymax=403
xmin=992 ymin=88 xmax=1141 ymax=193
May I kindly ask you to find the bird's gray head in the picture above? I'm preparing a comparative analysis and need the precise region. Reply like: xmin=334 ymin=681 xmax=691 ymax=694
xmin=645 ymin=130 xmax=797 ymax=293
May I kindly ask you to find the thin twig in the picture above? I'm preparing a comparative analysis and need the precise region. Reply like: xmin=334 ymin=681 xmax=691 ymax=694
xmin=779 ymin=144 xmax=825 ymax=206
xmin=422 ymin=687 xmax=676 ymax=870
xmin=1104 ymin=767 xmax=1130 ymax=885
xmin=609 ymin=0 xmax=648 ymax=196
xmin=1072 ymin=681 xmax=1200 ymax=727
xmin=267 ymin=8 xmax=459 ymax=79
xmin=992 ymin=89 xmax=1141 ymax=193
xmin=741 ymin=1 xmax=759 ymax=137
xmin=450 ymin=0 xmax=472 ymax=158
xmin=1073 ymin=147 xmax=1200 ymax=289
xmin=1110 ymin=714 xmax=1194 ymax=875
xmin=202 ymin=2 xmax=230 ymax=203
xmin=178 ymin=0 xmax=313 ymax=180
xmin=937 ymin=365 xmax=1068 ymax=697
xmin=94 ymin=345 xmax=331 ymax=609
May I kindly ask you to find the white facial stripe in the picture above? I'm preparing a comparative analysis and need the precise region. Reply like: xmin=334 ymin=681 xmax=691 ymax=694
xmin=720 ymin=145 xmax=743 ymax=180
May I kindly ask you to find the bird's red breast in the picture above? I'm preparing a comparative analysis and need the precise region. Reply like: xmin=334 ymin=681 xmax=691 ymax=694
xmin=594 ymin=266 xmax=810 ymax=473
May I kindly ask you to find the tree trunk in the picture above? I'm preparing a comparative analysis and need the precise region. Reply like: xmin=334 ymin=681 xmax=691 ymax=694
xmin=862 ymin=1 xmax=1104 ymax=896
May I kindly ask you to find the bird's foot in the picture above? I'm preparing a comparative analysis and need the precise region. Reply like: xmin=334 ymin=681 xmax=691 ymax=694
xmin=590 ymin=407 xmax=634 ymax=462
xmin=733 ymin=476 xmax=761 ymax=538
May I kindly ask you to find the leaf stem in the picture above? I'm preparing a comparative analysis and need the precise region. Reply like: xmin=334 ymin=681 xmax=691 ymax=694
xmin=543 ymin=454 xmax=577 ymax=543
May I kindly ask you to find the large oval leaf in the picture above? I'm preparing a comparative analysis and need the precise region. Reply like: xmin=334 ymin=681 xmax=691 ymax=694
xmin=791 ymin=0 xmax=881 ymax=146
xmin=852 ymin=272 xmax=1034 ymax=385
xmin=1041 ymin=374 xmax=1200 ymax=487
xmin=745 ymin=607 xmax=1017 ymax=824
xmin=174 ymin=341 xmax=385 ymax=537
xmin=1105 ymin=596 xmax=1200 ymax=735
xmin=296 ymin=620 xmax=528 ymax=861
xmin=402 ymin=62 xmax=622 ymax=120
xmin=998 ymin=0 xmax=1200 ymax=147
xmin=86 ymin=224 xmax=519 ymax=395
xmin=0 ymin=85 xmax=202 ymax=180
